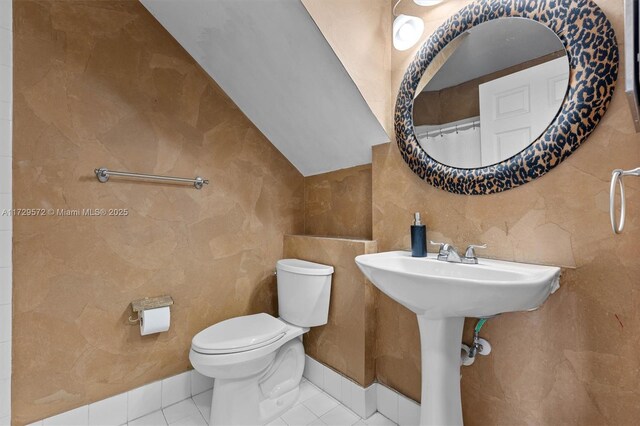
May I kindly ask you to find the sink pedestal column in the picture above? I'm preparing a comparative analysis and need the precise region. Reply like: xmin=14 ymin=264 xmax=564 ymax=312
xmin=417 ymin=316 xmax=465 ymax=426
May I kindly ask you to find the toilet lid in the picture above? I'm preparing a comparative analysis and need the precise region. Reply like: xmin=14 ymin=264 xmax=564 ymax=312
xmin=192 ymin=313 xmax=288 ymax=355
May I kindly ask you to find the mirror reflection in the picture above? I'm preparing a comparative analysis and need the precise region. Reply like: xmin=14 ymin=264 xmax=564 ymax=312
xmin=413 ymin=18 xmax=569 ymax=169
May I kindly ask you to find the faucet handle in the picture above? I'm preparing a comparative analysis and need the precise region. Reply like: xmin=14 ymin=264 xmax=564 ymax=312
xmin=464 ymin=244 xmax=487 ymax=259
xmin=429 ymin=241 xmax=449 ymax=253
xmin=430 ymin=241 xmax=453 ymax=261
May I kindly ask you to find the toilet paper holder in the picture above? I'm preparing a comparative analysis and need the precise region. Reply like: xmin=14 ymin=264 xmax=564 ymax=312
xmin=128 ymin=295 xmax=174 ymax=324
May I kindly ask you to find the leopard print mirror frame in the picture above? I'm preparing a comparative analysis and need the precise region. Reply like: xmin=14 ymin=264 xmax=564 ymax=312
xmin=395 ymin=0 xmax=618 ymax=195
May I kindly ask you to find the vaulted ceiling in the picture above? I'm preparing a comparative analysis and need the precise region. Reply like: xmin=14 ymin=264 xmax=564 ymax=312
xmin=141 ymin=0 xmax=389 ymax=176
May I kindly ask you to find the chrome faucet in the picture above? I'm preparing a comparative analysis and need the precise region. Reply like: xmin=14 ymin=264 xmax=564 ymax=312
xmin=462 ymin=244 xmax=487 ymax=264
xmin=430 ymin=242 xmax=462 ymax=262
xmin=430 ymin=241 xmax=487 ymax=264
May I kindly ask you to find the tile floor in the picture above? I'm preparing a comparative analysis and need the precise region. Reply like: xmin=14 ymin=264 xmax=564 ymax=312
xmin=129 ymin=379 xmax=395 ymax=426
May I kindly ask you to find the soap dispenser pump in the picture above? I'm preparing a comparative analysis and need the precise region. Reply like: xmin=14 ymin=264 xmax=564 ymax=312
xmin=411 ymin=212 xmax=427 ymax=257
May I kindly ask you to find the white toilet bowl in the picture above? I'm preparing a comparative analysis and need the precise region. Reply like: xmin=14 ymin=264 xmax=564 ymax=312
xmin=190 ymin=313 xmax=308 ymax=425
xmin=190 ymin=259 xmax=334 ymax=426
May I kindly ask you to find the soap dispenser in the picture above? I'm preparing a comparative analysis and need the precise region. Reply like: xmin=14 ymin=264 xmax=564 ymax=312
xmin=411 ymin=212 xmax=427 ymax=257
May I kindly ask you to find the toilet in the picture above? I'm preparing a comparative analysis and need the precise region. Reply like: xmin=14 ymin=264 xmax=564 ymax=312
xmin=189 ymin=259 xmax=334 ymax=426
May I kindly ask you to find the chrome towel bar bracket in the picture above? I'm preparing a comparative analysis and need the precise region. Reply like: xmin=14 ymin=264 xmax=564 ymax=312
xmin=128 ymin=295 xmax=174 ymax=324
xmin=610 ymin=167 xmax=640 ymax=234
xmin=95 ymin=167 xmax=209 ymax=189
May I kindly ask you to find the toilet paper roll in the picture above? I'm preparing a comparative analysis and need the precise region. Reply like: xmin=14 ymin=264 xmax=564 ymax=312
xmin=140 ymin=306 xmax=171 ymax=336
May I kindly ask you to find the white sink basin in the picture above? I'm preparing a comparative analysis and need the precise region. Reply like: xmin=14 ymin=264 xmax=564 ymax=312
xmin=355 ymin=251 xmax=560 ymax=319
xmin=355 ymin=251 xmax=560 ymax=426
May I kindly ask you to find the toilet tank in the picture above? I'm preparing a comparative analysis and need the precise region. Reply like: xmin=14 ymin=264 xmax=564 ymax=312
xmin=276 ymin=259 xmax=334 ymax=327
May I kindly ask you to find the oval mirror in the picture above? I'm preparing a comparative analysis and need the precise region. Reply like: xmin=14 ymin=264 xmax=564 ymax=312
xmin=413 ymin=17 xmax=569 ymax=169
xmin=395 ymin=0 xmax=618 ymax=195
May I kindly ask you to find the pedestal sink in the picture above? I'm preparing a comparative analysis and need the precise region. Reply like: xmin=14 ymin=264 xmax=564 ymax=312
xmin=355 ymin=251 xmax=560 ymax=426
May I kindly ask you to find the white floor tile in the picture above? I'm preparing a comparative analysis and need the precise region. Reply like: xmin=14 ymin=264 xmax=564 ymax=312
xmin=0 ymin=415 xmax=9 ymax=426
xmin=170 ymin=413 xmax=207 ymax=426
xmin=281 ymin=403 xmax=318 ymax=426
xmin=308 ymin=419 xmax=326 ymax=426
xmin=128 ymin=381 xmax=162 ymax=421
xmin=319 ymin=405 xmax=359 ymax=426
xmin=128 ymin=410 xmax=167 ymax=426
xmin=364 ymin=413 xmax=396 ymax=426
xmin=297 ymin=380 xmax=321 ymax=404
xmin=25 ymin=421 xmax=43 ymax=426
xmin=265 ymin=417 xmax=287 ymax=426
xmin=162 ymin=372 xmax=191 ymax=408
xmin=43 ymin=405 xmax=88 ymax=426
xmin=303 ymin=393 xmax=339 ymax=417
xmin=190 ymin=371 xmax=213 ymax=396
xmin=89 ymin=392 xmax=128 ymax=426
xmin=192 ymin=390 xmax=212 ymax=423
xmin=163 ymin=399 xmax=201 ymax=424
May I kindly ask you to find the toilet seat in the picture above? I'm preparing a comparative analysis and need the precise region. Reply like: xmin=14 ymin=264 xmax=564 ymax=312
xmin=189 ymin=257 xmax=332 ymax=425
xmin=192 ymin=313 xmax=288 ymax=355
xmin=190 ymin=315 xmax=308 ymax=373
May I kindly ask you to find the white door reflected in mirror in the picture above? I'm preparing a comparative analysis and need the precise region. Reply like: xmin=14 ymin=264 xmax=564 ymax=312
xmin=478 ymin=57 xmax=569 ymax=166
xmin=413 ymin=17 xmax=569 ymax=169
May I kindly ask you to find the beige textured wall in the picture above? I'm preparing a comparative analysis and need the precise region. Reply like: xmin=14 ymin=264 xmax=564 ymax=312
xmin=304 ymin=165 xmax=373 ymax=239
xmin=301 ymin=0 xmax=391 ymax=241
xmin=12 ymin=1 xmax=303 ymax=423
xmin=374 ymin=0 xmax=640 ymax=424
xmin=301 ymin=0 xmax=392 ymax=136
xmin=283 ymin=235 xmax=377 ymax=386
xmin=12 ymin=0 xmax=640 ymax=424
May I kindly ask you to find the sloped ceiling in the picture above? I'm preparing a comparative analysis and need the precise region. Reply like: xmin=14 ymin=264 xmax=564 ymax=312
xmin=301 ymin=0 xmax=393 ymax=136
xmin=424 ymin=18 xmax=565 ymax=91
xmin=141 ymin=0 xmax=389 ymax=176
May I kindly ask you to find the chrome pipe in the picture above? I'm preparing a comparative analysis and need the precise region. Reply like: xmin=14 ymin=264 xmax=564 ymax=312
xmin=95 ymin=167 xmax=209 ymax=189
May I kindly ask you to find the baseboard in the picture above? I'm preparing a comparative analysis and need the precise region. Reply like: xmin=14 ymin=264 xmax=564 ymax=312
xmin=303 ymin=355 xmax=421 ymax=425
xmin=25 ymin=370 xmax=214 ymax=426
xmin=28 ymin=356 xmax=421 ymax=426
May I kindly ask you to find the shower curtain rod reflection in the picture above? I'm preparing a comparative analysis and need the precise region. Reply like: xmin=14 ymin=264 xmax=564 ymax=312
xmin=416 ymin=120 xmax=481 ymax=139
xmin=94 ymin=167 xmax=209 ymax=190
